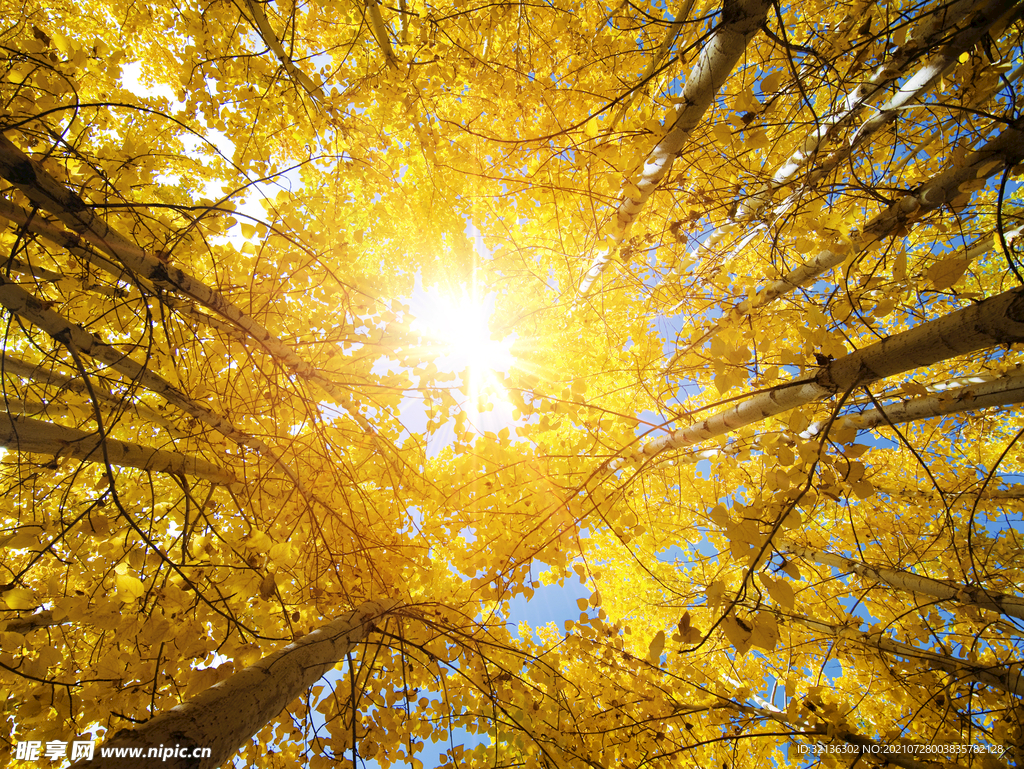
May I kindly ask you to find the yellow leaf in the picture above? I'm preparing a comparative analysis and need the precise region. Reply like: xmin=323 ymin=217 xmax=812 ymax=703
xmin=647 ymin=629 xmax=665 ymax=662
xmin=260 ymin=573 xmax=277 ymax=600
xmin=760 ymin=71 xmax=781 ymax=93
xmin=115 ymin=574 xmax=145 ymax=603
xmin=751 ymin=612 xmax=779 ymax=651
xmin=926 ymin=257 xmax=969 ymax=290
xmin=585 ymin=117 xmax=599 ymax=138
xmin=852 ymin=480 xmax=875 ymax=499
xmin=2 ymin=587 xmax=34 ymax=610
xmin=759 ymin=574 xmax=794 ymax=610
xmin=721 ymin=616 xmax=752 ymax=654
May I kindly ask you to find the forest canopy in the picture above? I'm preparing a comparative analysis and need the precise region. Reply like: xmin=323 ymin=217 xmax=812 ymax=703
xmin=1 ymin=0 xmax=1024 ymax=766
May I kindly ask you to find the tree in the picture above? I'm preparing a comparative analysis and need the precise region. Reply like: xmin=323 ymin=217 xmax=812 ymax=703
xmin=1 ymin=0 xmax=1023 ymax=765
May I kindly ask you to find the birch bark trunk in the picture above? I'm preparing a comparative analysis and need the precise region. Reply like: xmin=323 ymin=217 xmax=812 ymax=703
xmin=789 ymin=613 xmax=1024 ymax=696
xmin=732 ymin=119 xmax=1024 ymax=317
xmin=578 ymin=0 xmax=771 ymax=295
xmin=71 ymin=599 xmax=401 ymax=769
xmin=734 ymin=0 xmax=1016 ymax=220
xmin=242 ymin=0 xmax=325 ymax=97
xmin=0 ymin=273 xmax=259 ymax=449
xmin=0 ymin=413 xmax=237 ymax=484
xmin=0 ymin=137 xmax=360 ymax=411
xmin=800 ymin=371 xmax=1024 ymax=437
xmin=0 ymin=187 xmax=372 ymax=431
xmin=636 ymin=286 xmax=1024 ymax=459
xmin=2 ymin=353 xmax=184 ymax=436
xmin=781 ymin=541 xmax=1024 ymax=621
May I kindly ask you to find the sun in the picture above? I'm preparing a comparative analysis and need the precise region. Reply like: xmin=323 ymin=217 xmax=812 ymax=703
xmin=413 ymin=286 xmax=514 ymax=374
xmin=409 ymin=280 xmax=520 ymax=434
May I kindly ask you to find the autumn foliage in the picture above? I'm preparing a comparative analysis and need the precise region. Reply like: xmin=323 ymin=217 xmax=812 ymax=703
xmin=2 ymin=0 xmax=1024 ymax=766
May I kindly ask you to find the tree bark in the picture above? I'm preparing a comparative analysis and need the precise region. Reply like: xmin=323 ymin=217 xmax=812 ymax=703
xmin=242 ymin=0 xmax=326 ymax=96
xmin=0 ymin=610 xmax=58 ymax=634
xmin=800 ymin=371 xmax=1024 ymax=437
xmin=789 ymin=613 xmax=1024 ymax=696
xmin=71 ymin=599 xmax=401 ymax=769
xmin=636 ymin=286 xmax=1024 ymax=459
xmin=781 ymin=541 xmax=1024 ymax=621
xmin=3 ymin=353 xmax=184 ymax=436
xmin=0 ymin=413 xmax=238 ymax=484
xmin=798 ymin=0 xmax=1023 ymax=201
xmin=607 ymin=0 xmax=698 ymax=131
xmin=0 ymin=136 xmax=344 ymax=402
xmin=732 ymin=119 xmax=1024 ymax=317
xmin=578 ymin=0 xmax=771 ymax=295
xmin=734 ymin=0 xmax=1015 ymax=220
xmin=0 ymin=273 xmax=258 ymax=448
xmin=0 ymin=183 xmax=371 ymax=432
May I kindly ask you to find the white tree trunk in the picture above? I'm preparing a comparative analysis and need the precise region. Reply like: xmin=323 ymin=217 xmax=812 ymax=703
xmin=800 ymin=371 xmax=1024 ymax=438
xmin=733 ymin=120 xmax=1024 ymax=317
xmin=0 ymin=610 xmax=58 ymax=635
xmin=0 ymin=138 xmax=357 ymax=410
xmin=3 ymin=353 xmax=185 ymax=436
xmin=798 ymin=0 xmax=1023 ymax=200
xmin=0 ymin=273 xmax=258 ymax=449
xmin=1 ymin=254 xmax=125 ymax=298
xmin=578 ymin=0 xmax=771 ymax=295
xmin=781 ymin=542 xmax=1024 ymax=621
xmin=0 ymin=197 xmax=133 ymax=286
xmin=0 ymin=413 xmax=237 ymax=484
xmin=0 ymin=187 xmax=372 ymax=432
xmin=242 ymin=0 xmax=326 ymax=96
xmin=365 ymin=0 xmax=399 ymax=69
xmin=635 ymin=287 xmax=1024 ymax=459
xmin=608 ymin=0 xmax=698 ymax=131
xmin=881 ymin=483 xmax=1024 ymax=502
xmin=72 ymin=599 xmax=401 ymax=769
xmin=790 ymin=613 xmax=1024 ymax=696
xmin=734 ymin=0 xmax=1015 ymax=220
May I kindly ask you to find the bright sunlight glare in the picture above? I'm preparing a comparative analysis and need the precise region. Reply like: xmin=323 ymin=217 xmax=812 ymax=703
xmin=409 ymin=282 xmax=518 ymax=437
xmin=411 ymin=284 xmax=515 ymax=377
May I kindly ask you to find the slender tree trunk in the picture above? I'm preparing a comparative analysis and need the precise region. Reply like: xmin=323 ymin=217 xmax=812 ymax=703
xmin=0 ymin=413 xmax=238 ymax=484
xmin=732 ymin=119 xmax=1024 ymax=317
xmin=788 ymin=613 xmax=1024 ymax=696
xmin=800 ymin=371 xmax=1024 ymax=437
xmin=635 ymin=286 xmax=1024 ymax=459
xmin=608 ymin=0 xmax=698 ymax=131
xmin=365 ymin=0 xmax=399 ymax=69
xmin=71 ymin=599 xmax=401 ymax=769
xmin=781 ymin=541 xmax=1024 ymax=621
xmin=723 ymin=699 xmax=950 ymax=769
xmin=578 ymin=0 xmax=771 ymax=295
xmin=734 ymin=0 xmax=1016 ymax=220
xmin=0 ymin=198 xmax=132 ymax=286
xmin=0 ymin=136 xmax=342 ymax=401
xmin=0 ymin=185 xmax=372 ymax=432
xmin=0 ymin=273 xmax=258 ymax=448
xmin=2 ymin=353 xmax=184 ymax=436
xmin=1 ymin=254 xmax=125 ymax=298
xmin=242 ymin=0 xmax=326 ymax=97
xmin=798 ymin=0 xmax=1023 ymax=200
xmin=0 ymin=610 xmax=58 ymax=634
xmin=879 ymin=483 xmax=1024 ymax=501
